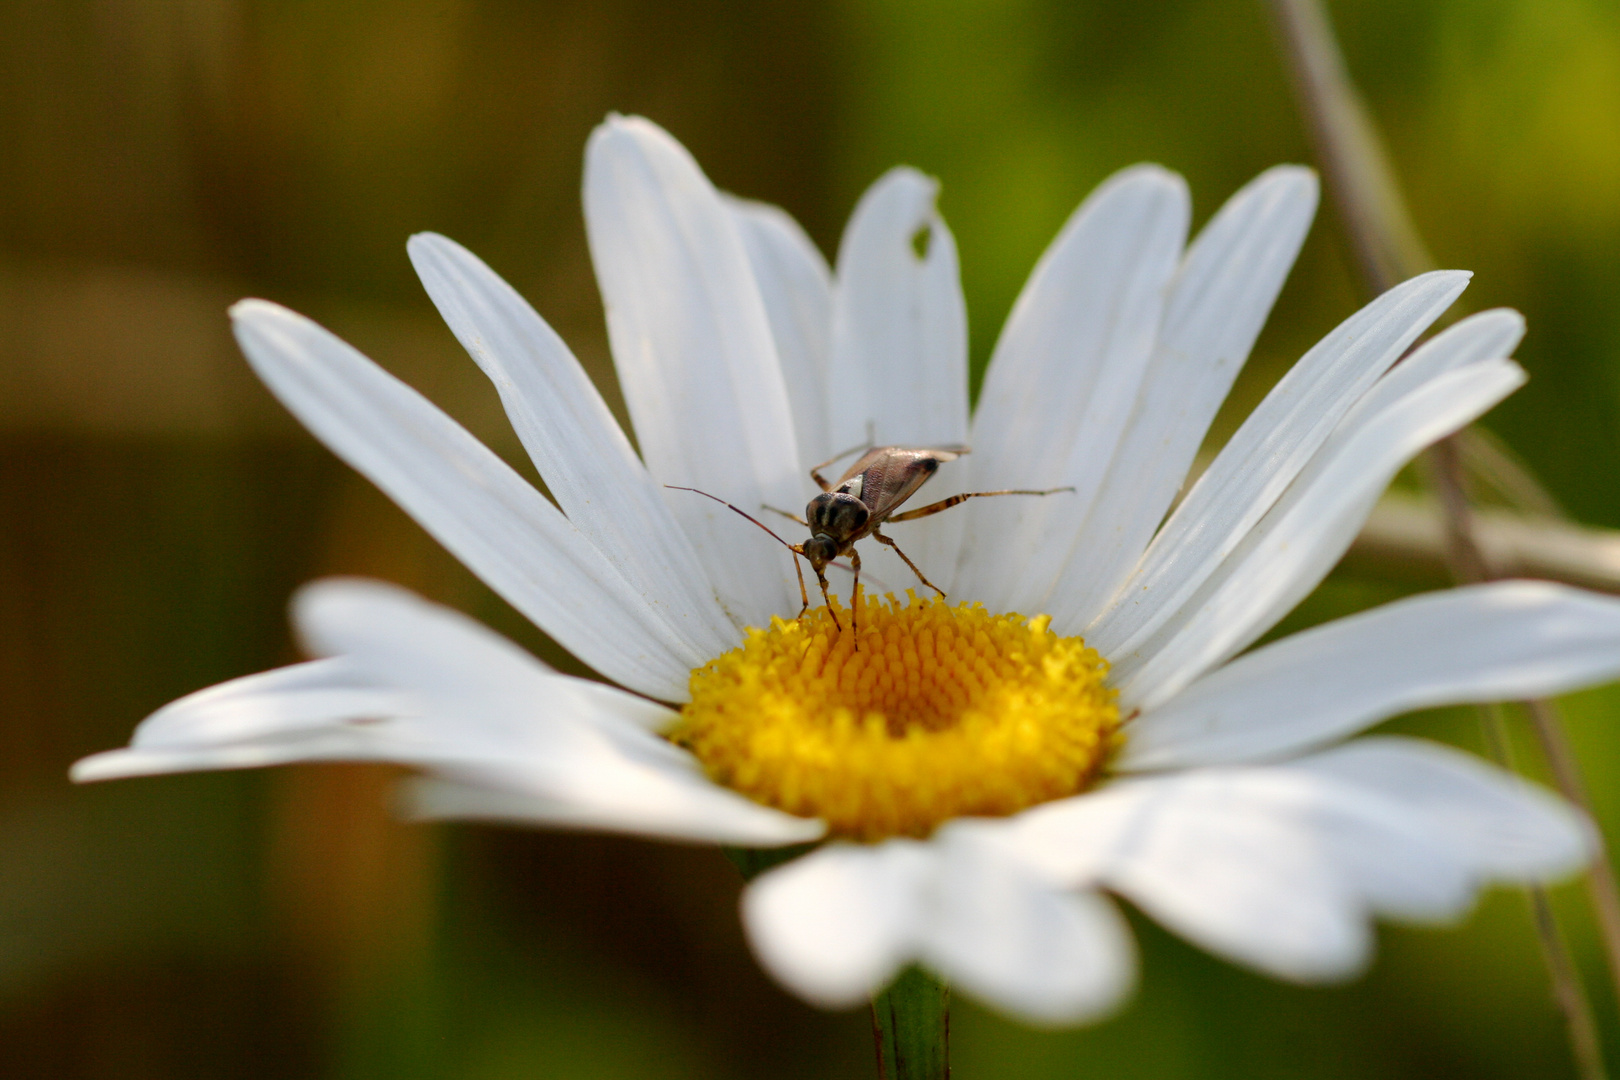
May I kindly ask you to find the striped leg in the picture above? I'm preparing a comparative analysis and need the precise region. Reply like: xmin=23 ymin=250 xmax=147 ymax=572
xmin=872 ymin=528 xmax=945 ymax=598
xmin=883 ymin=486 xmax=1074 ymax=523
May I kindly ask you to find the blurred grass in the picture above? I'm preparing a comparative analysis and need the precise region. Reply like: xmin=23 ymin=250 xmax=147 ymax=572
xmin=2 ymin=0 xmax=1619 ymax=1077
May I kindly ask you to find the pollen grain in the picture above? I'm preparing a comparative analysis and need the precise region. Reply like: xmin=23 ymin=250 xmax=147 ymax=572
xmin=672 ymin=593 xmax=1120 ymax=841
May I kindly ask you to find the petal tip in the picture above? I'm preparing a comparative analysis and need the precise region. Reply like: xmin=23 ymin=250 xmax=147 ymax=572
xmin=1116 ymin=161 xmax=1189 ymax=196
xmin=1259 ymin=162 xmax=1319 ymax=188
xmin=589 ymin=113 xmax=677 ymax=156
xmin=67 ymin=755 xmax=107 ymax=783
xmin=68 ymin=750 xmax=143 ymax=784
xmin=228 ymin=297 xmax=286 ymax=323
xmin=405 ymin=231 xmax=452 ymax=255
xmin=292 ymin=576 xmax=425 ymax=648
xmin=867 ymin=164 xmax=941 ymax=206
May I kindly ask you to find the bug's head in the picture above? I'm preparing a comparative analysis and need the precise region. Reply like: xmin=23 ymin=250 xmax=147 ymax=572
xmin=800 ymin=533 xmax=840 ymax=572
xmin=806 ymin=491 xmax=869 ymax=545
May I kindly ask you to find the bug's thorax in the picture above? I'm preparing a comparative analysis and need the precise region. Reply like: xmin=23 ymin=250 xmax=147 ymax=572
xmin=805 ymin=490 xmax=870 ymax=548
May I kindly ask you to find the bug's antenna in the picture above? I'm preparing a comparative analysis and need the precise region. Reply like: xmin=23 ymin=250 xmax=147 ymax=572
xmin=665 ymin=485 xmax=796 ymax=550
xmin=665 ymin=485 xmax=824 ymax=626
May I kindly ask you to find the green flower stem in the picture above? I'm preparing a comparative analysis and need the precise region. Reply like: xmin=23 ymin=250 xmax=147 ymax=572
xmin=723 ymin=843 xmax=818 ymax=880
xmin=725 ymin=848 xmax=950 ymax=1078
xmin=871 ymin=967 xmax=950 ymax=1080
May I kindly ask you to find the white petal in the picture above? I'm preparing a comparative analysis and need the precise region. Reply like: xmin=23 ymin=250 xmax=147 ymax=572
xmin=829 ymin=168 xmax=971 ymax=588
xmin=70 ymin=731 xmax=400 ymax=781
xmin=1295 ymin=737 xmax=1593 ymax=883
xmin=727 ymin=196 xmax=835 ymax=470
xmin=744 ymin=834 xmax=1136 ymax=1024
xmin=84 ymin=658 xmax=392 ymax=752
xmin=68 ymin=658 xmax=402 ymax=781
xmin=1120 ymin=581 xmax=1620 ymax=770
xmin=299 ymin=579 xmax=821 ymax=845
xmin=1255 ymin=765 xmax=1478 ymax=924
xmin=959 ymin=166 xmax=1189 ymax=612
xmin=924 ymin=836 xmax=1136 ymax=1026
xmin=1114 ymin=358 xmax=1525 ymax=707
xmin=1202 ymin=766 xmax=1474 ymax=925
xmin=942 ymin=784 xmax=1153 ymax=891
xmin=1082 ymin=269 xmax=1470 ymax=644
xmin=584 ymin=116 xmax=805 ymax=627
xmin=229 ymin=299 xmax=690 ymax=699
xmin=743 ymin=841 xmax=932 ymax=1008
xmin=76 ymin=578 xmax=822 ymax=846
xmin=294 ymin=579 xmax=665 ymax=736
xmin=1085 ymin=772 xmax=1372 ymax=981
xmin=975 ymin=736 xmax=1590 ymax=983
xmin=407 ymin=233 xmax=736 ymax=660
xmin=1108 ymin=314 xmax=1522 ymax=695
xmin=829 ymin=167 xmax=969 ymax=451
xmin=1040 ymin=167 xmax=1318 ymax=625
xmin=1102 ymin=310 xmax=1522 ymax=688
xmin=406 ymin=764 xmax=823 ymax=846
xmin=85 ymin=577 xmax=653 ymax=772
xmin=969 ymin=773 xmax=1375 ymax=981
xmin=1340 ymin=308 xmax=1524 ymax=429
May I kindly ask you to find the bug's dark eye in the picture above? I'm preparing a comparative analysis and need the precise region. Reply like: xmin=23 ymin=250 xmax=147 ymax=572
xmin=806 ymin=492 xmax=869 ymax=538
xmin=801 ymin=535 xmax=839 ymax=568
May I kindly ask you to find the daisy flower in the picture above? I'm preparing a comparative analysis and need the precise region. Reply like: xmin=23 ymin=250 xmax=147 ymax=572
xmin=74 ymin=116 xmax=1620 ymax=1026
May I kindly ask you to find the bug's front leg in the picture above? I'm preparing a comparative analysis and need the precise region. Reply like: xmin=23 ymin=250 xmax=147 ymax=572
xmin=872 ymin=528 xmax=945 ymax=598
xmin=849 ymin=548 xmax=862 ymax=643
xmin=788 ymin=544 xmax=812 ymax=619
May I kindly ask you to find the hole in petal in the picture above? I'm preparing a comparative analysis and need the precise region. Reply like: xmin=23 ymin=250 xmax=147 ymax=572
xmin=910 ymin=223 xmax=933 ymax=260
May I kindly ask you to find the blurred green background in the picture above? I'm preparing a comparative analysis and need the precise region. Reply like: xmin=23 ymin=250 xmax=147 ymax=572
xmin=3 ymin=0 xmax=1620 ymax=1076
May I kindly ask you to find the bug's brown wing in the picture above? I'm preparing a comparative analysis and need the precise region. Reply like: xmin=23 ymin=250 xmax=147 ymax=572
xmin=842 ymin=446 xmax=970 ymax=520
xmin=836 ymin=445 xmax=968 ymax=484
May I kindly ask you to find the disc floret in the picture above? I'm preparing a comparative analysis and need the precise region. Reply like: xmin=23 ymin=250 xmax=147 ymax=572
xmin=673 ymin=593 xmax=1120 ymax=840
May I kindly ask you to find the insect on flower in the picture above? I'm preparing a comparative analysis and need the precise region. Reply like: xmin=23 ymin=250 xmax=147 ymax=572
xmin=73 ymin=118 xmax=1620 ymax=1032
xmin=671 ymin=443 xmax=1072 ymax=635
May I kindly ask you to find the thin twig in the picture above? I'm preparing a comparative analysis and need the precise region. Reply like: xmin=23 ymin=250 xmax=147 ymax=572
xmin=1424 ymin=437 xmax=1492 ymax=586
xmin=1350 ymin=494 xmax=1620 ymax=593
xmin=1531 ymin=887 xmax=1612 ymax=1080
xmin=1529 ymin=696 xmax=1620 ymax=1015
xmin=1442 ymin=501 xmax=1620 ymax=1071
xmin=1265 ymin=0 xmax=1433 ymax=297
xmin=1266 ymin=0 xmax=1618 ymax=1071
xmin=1481 ymin=704 xmax=1609 ymax=1080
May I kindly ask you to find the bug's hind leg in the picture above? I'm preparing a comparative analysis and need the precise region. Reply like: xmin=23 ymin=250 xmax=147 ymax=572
xmin=883 ymin=485 xmax=1076 ymax=524
xmin=808 ymin=423 xmax=878 ymax=491
xmin=810 ymin=443 xmax=870 ymax=491
xmin=871 ymin=528 xmax=945 ymax=599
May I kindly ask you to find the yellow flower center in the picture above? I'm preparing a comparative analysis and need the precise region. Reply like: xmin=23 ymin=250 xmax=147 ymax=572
xmin=672 ymin=593 xmax=1120 ymax=841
